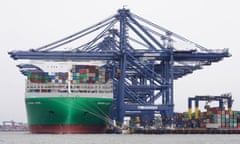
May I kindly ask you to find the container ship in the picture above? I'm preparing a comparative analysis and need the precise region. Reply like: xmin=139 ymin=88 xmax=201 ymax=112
xmin=22 ymin=62 xmax=113 ymax=134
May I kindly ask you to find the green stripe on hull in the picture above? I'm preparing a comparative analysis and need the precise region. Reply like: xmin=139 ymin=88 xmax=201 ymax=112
xmin=25 ymin=97 xmax=112 ymax=125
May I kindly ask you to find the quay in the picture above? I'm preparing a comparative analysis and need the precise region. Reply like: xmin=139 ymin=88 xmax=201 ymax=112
xmin=132 ymin=128 xmax=240 ymax=134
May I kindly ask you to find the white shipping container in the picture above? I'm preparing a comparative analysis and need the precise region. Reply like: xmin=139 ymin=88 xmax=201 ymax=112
xmin=226 ymin=114 xmax=229 ymax=119
xmin=234 ymin=123 xmax=238 ymax=128
xmin=99 ymin=79 xmax=105 ymax=83
xmin=88 ymin=73 xmax=96 ymax=77
xmin=72 ymin=80 xmax=76 ymax=84
xmin=206 ymin=123 xmax=221 ymax=129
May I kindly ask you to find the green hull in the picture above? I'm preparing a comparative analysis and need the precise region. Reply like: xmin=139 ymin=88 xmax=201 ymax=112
xmin=25 ymin=96 xmax=112 ymax=133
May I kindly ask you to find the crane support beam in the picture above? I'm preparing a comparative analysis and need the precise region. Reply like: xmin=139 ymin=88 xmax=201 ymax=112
xmin=125 ymin=104 xmax=173 ymax=111
xmin=9 ymin=50 xmax=230 ymax=62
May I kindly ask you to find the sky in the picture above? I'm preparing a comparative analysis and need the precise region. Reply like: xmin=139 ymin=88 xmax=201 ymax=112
xmin=0 ymin=0 xmax=239 ymax=123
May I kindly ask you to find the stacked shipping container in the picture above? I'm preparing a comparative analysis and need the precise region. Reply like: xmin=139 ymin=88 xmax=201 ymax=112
xmin=70 ymin=65 xmax=107 ymax=84
xmin=27 ymin=72 xmax=68 ymax=84
xmin=26 ymin=65 xmax=110 ymax=93
xmin=175 ymin=108 xmax=240 ymax=129
xmin=27 ymin=65 xmax=109 ymax=85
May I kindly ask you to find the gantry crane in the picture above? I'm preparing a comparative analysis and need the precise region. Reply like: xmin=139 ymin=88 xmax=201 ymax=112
xmin=9 ymin=8 xmax=231 ymax=127
xmin=188 ymin=93 xmax=233 ymax=119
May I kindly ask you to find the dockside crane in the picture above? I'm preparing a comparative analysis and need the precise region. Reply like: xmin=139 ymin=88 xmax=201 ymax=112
xmin=188 ymin=93 xmax=233 ymax=120
xmin=9 ymin=8 xmax=231 ymax=127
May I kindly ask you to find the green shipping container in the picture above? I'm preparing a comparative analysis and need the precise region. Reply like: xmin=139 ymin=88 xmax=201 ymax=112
xmin=28 ymin=72 xmax=32 ymax=79
xmin=80 ymin=74 xmax=87 ymax=79
xmin=221 ymin=118 xmax=225 ymax=122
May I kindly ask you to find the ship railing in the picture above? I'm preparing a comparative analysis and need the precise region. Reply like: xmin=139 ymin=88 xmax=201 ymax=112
xmin=26 ymin=80 xmax=113 ymax=94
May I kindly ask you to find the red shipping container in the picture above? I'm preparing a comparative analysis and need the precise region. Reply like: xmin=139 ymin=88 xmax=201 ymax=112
xmin=41 ymin=89 xmax=48 ymax=93
xmin=89 ymin=66 xmax=97 ymax=73
xmin=105 ymin=73 xmax=109 ymax=82
xmin=221 ymin=122 xmax=226 ymax=128
xmin=225 ymin=123 xmax=230 ymax=128
xmin=80 ymin=69 xmax=87 ymax=74
xmin=83 ymin=65 xmax=89 ymax=69
xmin=88 ymin=77 xmax=92 ymax=83
xmin=65 ymin=72 xmax=68 ymax=78
xmin=30 ymin=77 xmax=45 ymax=83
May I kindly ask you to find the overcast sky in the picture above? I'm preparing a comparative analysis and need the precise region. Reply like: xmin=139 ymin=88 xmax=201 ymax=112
xmin=0 ymin=0 xmax=239 ymax=123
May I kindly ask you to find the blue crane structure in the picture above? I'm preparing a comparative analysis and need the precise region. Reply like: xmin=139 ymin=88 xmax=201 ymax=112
xmin=188 ymin=93 xmax=233 ymax=120
xmin=9 ymin=8 xmax=231 ymax=127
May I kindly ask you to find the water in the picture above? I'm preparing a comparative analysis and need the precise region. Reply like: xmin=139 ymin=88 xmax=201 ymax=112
xmin=0 ymin=132 xmax=240 ymax=144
